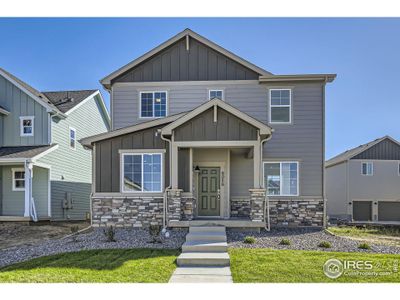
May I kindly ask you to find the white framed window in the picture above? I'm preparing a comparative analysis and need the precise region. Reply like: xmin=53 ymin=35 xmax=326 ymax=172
xmin=69 ymin=127 xmax=76 ymax=149
xmin=269 ymin=89 xmax=292 ymax=124
xmin=121 ymin=152 xmax=163 ymax=193
xmin=12 ymin=168 xmax=25 ymax=191
xmin=264 ymin=161 xmax=299 ymax=196
xmin=361 ymin=162 xmax=373 ymax=176
xmin=20 ymin=116 xmax=34 ymax=137
xmin=209 ymin=90 xmax=223 ymax=100
xmin=140 ymin=91 xmax=167 ymax=118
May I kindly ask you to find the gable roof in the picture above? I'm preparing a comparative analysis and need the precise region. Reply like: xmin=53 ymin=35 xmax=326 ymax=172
xmin=0 ymin=67 xmax=62 ymax=115
xmin=0 ymin=144 xmax=58 ymax=162
xmin=326 ymin=136 xmax=400 ymax=167
xmin=80 ymin=112 xmax=187 ymax=147
xmin=100 ymin=28 xmax=272 ymax=89
xmin=42 ymin=90 xmax=98 ymax=113
xmin=161 ymin=98 xmax=273 ymax=137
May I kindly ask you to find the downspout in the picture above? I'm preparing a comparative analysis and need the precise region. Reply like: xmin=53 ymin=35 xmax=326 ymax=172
xmin=160 ymin=129 xmax=172 ymax=232
xmin=261 ymin=133 xmax=273 ymax=231
xmin=25 ymin=159 xmax=37 ymax=222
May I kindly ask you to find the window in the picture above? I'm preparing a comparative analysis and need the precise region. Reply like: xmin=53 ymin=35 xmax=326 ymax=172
xmin=361 ymin=162 xmax=373 ymax=176
xmin=264 ymin=162 xmax=298 ymax=196
xmin=12 ymin=168 xmax=25 ymax=191
xmin=20 ymin=116 xmax=34 ymax=137
xmin=209 ymin=90 xmax=223 ymax=100
xmin=269 ymin=89 xmax=291 ymax=123
xmin=140 ymin=92 xmax=167 ymax=118
xmin=122 ymin=153 xmax=162 ymax=192
xmin=69 ymin=127 xmax=76 ymax=149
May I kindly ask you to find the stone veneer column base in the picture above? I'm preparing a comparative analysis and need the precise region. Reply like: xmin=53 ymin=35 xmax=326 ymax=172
xmin=269 ymin=198 xmax=325 ymax=227
xmin=249 ymin=189 xmax=266 ymax=222
xmin=92 ymin=196 xmax=163 ymax=228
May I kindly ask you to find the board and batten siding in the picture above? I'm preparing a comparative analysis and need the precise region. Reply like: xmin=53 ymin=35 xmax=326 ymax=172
xmin=95 ymin=125 xmax=169 ymax=193
xmin=0 ymin=74 xmax=49 ymax=146
xmin=39 ymin=95 xmax=109 ymax=220
xmin=112 ymin=81 xmax=324 ymax=197
xmin=352 ymin=139 xmax=400 ymax=160
xmin=112 ymin=37 xmax=259 ymax=84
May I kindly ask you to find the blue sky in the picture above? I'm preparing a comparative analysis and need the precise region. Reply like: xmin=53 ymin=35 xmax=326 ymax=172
xmin=0 ymin=18 xmax=399 ymax=158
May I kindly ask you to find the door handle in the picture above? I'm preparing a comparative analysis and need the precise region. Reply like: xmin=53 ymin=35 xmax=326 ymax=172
xmin=217 ymin=189 xmax=221 ymax=200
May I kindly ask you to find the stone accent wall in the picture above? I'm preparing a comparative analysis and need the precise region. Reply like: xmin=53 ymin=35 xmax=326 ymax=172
xmin=92 ymin=196 xmax=163 ymax=228
xmin=269 ymin=198 xmax=324 ymax=227
xmin=181 ymin=195 xmax=195 ymax=221
xmin=249 ymin=189 xmax=266 ymax=222
xmin=230 ymin=197 xmax=250 ymax=218
xmin=167 ymin=189 xmax=182 ymax=222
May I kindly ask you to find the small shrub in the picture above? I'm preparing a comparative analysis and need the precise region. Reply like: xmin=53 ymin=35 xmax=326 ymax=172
xmin=358 ymin=242 xmax=371 ymax=250
xmin=70 ymin=225 xmax=80 ymax=243
xmin=244 ymin=236 xmax=256 ymax=244
xmin=279 ymin=238 xmax=291 ymax=245
xmin=149 ymin=224 xmax=162 ymax=243
xmin=318 ymin=241 xmax=332 ymax=248
xmin=103 ymin=226 xmax=116 ymax=242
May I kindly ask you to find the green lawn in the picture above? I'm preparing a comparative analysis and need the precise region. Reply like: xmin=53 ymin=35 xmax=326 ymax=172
xmin=0 ymin=249 xmax=179 ymax=283
xmin=328 ymin=226 xmax=400 ymax=246
xmin=229 ymin=248 xmax=400 ymax=283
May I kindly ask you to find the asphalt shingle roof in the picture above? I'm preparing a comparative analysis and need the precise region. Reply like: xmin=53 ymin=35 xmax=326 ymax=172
xmin=42 ymin=90 xmax=98 ymax=113
xmin=0 ymin=144 xmax=57 ymax=160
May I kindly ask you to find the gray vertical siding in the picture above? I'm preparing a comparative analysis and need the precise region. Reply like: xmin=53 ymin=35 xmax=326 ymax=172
xmin=32 ymin=166 xmax=49 ymax=217
xmin=0 ymin=74 xmax=49 ymax=147
xmin=95 ymin=125 xmax=169 ymax=193
xmin=352 ymin=139 xmax=400 ymax=160
xmin=39 ymin=95 xmax=110 ymax=220
xmin=174 ymin=107 xmax=258 ymax=141
xmin=1 ymin=165 xmax=24 ymax=215
xmin=178 ymin=148 xmax=190 ymax=192
xmin=230 ymin=150 xmax=253 ymax=197
xmin=113 ymin=38 xmax=259 ymax=84
xmin=112 ymin=81 xmax=324 ymax=198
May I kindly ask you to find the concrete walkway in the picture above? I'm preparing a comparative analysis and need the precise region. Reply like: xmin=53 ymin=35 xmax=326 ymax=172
xmin=169 ymin=226 xmax=233 ymax=283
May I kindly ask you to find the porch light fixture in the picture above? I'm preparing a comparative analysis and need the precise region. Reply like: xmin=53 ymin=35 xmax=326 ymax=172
xmin=348 ymin=202 xmax=352 ymax=205
xmin=194 ymin=166 xmax=200 ymax=173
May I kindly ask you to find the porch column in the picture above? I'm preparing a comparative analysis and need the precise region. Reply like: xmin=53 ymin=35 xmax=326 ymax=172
xmin=253 ymin=144 xmax=261 ymax=188
xmin=171 ymin=144 xmax=179 ymax=189
xmin=249 ymin=188 xmax=266 ymax=222
xmin=23 ymin=162 xmax=32 ymax=217
xmin=167 ymin=188 xmax=183 ymax=223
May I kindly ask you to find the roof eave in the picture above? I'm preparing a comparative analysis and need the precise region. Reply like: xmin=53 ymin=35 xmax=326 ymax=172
xmin=259 ymin=74 xmax=337 ymax=83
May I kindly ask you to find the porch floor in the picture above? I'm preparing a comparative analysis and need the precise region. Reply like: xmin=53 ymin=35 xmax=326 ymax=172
xmin=168 ymin=218 xmax=265 ymax=228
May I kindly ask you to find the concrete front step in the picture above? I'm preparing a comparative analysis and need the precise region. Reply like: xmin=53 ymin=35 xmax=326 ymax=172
xmin=182 ymin=241 xmax=228 ymax=253
xmin=169 ymin=274 xmax=233 ymax=283
xmin=177 ymin=252 xmax=230 ymax=267
xmin=189 ymin=226 xmax=226 ymax=233
xmin=173 ymin=266 xmax=231 ymax=275
xmin=185 ymin=231 xmax=227 ymax=242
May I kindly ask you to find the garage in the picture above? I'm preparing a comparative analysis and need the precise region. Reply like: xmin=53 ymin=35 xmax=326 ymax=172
xmin=353 ymin=201 xmax=372 ymax=221
xmin=378 ymin=201 xmax=400 ymax=222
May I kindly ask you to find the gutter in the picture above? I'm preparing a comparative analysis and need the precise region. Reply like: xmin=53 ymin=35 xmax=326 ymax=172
xmin=261 ymin=133 xmax=273 ymax=231
xmin=159 ymin=130 xmax=172 ymax=232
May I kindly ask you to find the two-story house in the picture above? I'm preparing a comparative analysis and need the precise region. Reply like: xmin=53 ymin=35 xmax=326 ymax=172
xmin=0 ymin=68 xmax=110 ymax=221
xmin=326 ymin=136 xmax=400 ymax=223
xmin=81 ymin=29 xmax=335 ymax=229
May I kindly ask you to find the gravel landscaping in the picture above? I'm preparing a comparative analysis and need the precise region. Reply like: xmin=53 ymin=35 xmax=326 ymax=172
xmin=0 ymin=228 xmax=187 ymax=268
xmin=227 ymin=228 xmax=400 ymax=254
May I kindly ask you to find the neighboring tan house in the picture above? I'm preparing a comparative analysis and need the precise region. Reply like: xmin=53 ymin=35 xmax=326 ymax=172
xmin=81 ymin=28 xmax=336 ymax=229
xmin=326 ymin=136 xmax=400 ymax=223
xmin=0 ymin=68 xmax=110 ymax=221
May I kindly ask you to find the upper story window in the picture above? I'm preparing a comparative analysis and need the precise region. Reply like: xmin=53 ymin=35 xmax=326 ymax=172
xmin=12 ymin=168 xmax=25 ymax=191
xmin=69 ymin=127 xmax=76 ymax=150
xmin=20 ymin=116 xmax=34 ymax=137
xmin=264 ymin=161 xmax=299 ymax=196
xmin=269 ymin=89 xmax=292 ymax=124
xmin=140 ymin=92 xmax=167 ymax=118
xmin=121 ymin=152 xmax=163 ymax=193
xmin=361 ymin=162 xmax=373 ymax=176
xmin=209 ymin=90 xmax=223 ymax=100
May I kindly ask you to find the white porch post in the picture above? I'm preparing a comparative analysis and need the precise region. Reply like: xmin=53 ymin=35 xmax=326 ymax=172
xmin=23 ymin=162 xmax=31 ymax=217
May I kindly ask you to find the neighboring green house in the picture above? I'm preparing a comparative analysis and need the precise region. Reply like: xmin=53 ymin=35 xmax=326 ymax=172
xmin=0 ymin=68 xmax=110 ymax=221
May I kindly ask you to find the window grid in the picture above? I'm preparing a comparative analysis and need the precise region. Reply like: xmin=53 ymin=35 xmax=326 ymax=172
xmin=12 ymin=169 xmax=25 ymax=191
xmin=264 ymin=162 xmax=299 ymax=196
xmin=209 ymin=90 xmax=223 ymax=100
xmin=122 ymin=153 xmax=162 ymax=193
xmin=361 ymin=162 xmax=373 ymax=176
xmin=140 ymin=92 xmax=167 ymax=118
xmin=20 ymin=116 xmax=34 ymax=137
xmin=69 ymin=127 xmax=76 ymax=149
xmin=269 ymin=89 xmax=291 ymax=124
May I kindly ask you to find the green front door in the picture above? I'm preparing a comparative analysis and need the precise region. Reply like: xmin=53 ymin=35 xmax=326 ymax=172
xmin=198 ymin=167 xmax=220 ymax=217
